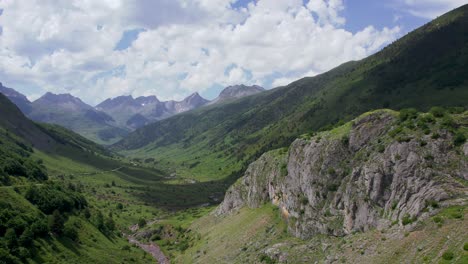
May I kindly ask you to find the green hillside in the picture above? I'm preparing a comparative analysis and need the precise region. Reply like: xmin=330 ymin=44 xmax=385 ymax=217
xmin=0 ymin=93 xmax=215 ymax=263
xmin=114 ymin=5 xmax=468 ymax=182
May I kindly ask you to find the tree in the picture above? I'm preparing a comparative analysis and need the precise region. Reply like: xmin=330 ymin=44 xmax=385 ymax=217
xmin=48 ymin=210 xmax=64 ymax=235
xmin=4 ymin=228 xmax=17 ymax=249
xmin=30 ymin=218 xmax=49 ymax=237
xmin=18 ymin=228 xmax=34 ymax=247
xmin=63 ymin=219 xmax=79 ymax=241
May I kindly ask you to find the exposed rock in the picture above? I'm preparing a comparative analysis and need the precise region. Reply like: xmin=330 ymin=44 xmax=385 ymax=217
xmin=96 ymin=93 xmax=209 ymax=129
xmin=216 ymin=110 xmax=467 ymax=239
xmin=208 ymin=84 xmax=265 ymax=105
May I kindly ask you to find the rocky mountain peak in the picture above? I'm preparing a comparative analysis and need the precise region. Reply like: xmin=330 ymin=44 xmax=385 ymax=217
xmin=35 ymin=92 xmax=91 ymax=111
xmin=135 ymin=95 xmax=159 ymax=105
xmin=209 ymin=84 xmax=265 ymax=105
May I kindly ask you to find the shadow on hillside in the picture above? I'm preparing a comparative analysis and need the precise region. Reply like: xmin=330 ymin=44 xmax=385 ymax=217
xmin=125 ymin=166 xmax=244 ymax=211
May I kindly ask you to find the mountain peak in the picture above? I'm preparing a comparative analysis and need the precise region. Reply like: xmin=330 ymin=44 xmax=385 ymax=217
xmin=0 ymin=82 xmax=32 ymax=113
xmin=209 ymin=84 xmax=265 ymax=105
xmin=183 ymin=92 xmax=209 ymax=105
xmin=135 ymin=95 xmax=160 ymax=105
xmin=34 ymin=92 xmax=91 ymax=111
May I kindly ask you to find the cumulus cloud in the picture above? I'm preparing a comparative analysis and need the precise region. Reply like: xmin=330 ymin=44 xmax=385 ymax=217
xmin=396 ymin=0 xmax=468 ymax=19
xmin=0 ymin=0 xmax=402 ymax=105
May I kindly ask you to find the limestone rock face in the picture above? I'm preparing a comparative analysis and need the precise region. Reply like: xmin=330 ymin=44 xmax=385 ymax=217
xmin=216 ymin=110 xmax=467 ymax=239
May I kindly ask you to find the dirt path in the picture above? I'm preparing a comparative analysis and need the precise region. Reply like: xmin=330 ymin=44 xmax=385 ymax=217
xmin=128 ymin=236 xmax=170 ymax=264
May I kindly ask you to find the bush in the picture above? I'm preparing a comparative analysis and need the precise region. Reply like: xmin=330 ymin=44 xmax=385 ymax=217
xmin=430 ymin=106 xmax=445 ymax=118
xmin=377 ymin=144 xmax=385 ymax=153
xmin=30 ymin=218 xmax=49 ymax=237
xmin=442 ymin=251 xmax=454 ymax=260
xmin=48 ymin=210 xmax=65 ymax=235
xmin=399 ymin=108 xmax=418 ymax=121
xmin=401 ymin=214 xmax=416 ymax=225
xmin=425 ymin=200 xmax=439 ymax=208
xmin=441 ymin=116 xmax=456 ymax=129
xmin=454 ymin=132 xmax=466 ymax=146
xmin=463 ymin=242 xmax=468 ymax=251
xmin=389 ymin=126 xmax=403 ymax=137
xmin=259 ymin=254 xmax=275 ymax=264
xmin=4 ymin=228 xmax=18 ymax=248
xmin=18 ymin=228 xmax=34 ymax=247
xmin=138 ymin=218 xmax=146 ymax=228
xmin=64 ymin=218 xmax=80 ymax=241
xmin=116 ymin=203 xmax=124 ymax=210
xmin=431 ymin=133 xmax=440 ymax=139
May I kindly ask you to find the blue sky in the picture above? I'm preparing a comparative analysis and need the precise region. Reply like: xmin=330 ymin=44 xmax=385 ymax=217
xmin=0 ymin=0 xmax=466 ymax=104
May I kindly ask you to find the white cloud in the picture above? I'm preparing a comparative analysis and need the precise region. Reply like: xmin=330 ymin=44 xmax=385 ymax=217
xmin=397 ymin=0 xmax=468 ymax=19
xmin=0 ymin=0 xmax=401 ymax=105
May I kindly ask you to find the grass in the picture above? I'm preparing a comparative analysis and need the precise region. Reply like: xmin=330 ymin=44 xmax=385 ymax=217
xmin=165 ymin=204 xmax=468 ymax=263
xmin=171 ymin=205 xmax=290 ymax=263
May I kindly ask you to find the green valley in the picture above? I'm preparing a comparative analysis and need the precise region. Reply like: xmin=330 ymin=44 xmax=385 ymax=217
xmin=0 ymin=3 xmax=468 ymax=264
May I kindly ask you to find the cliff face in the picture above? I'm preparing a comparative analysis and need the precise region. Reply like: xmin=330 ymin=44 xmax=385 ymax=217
xmin=216 ymin=110 xmax=467 ymax=239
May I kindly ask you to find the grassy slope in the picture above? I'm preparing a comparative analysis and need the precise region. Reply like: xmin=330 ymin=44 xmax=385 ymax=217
xmin=1 ymin=92 xmax=217 ymax=263
xmin=114 ymin=5 xmax=468 ymax=182
xmin=31 ymin=101 xmax=130 ymax=145
xmin=171 ymin=205 xmax=468 ymax=264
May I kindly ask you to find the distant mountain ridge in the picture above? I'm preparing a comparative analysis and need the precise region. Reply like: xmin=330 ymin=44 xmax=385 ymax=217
xmin=0 ymin=82 xmax=32 ymax=114
xmin=95 ymin=92 xmax=210 ymax=129
xmin=0 ymin=82 xmax=266 ymax=143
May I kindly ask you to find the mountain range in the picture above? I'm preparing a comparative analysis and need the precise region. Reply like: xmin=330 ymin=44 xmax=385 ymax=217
xmin=0 ymin=83 xmax=265 ymax=144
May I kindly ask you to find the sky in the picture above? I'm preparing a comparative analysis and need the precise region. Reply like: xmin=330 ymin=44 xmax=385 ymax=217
xmin=0 ymin=0 xmax=466 ymax=105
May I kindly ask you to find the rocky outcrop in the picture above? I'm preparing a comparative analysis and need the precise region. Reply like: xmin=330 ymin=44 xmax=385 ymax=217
xmin=216 ymin=110 xmax=467 ymax=239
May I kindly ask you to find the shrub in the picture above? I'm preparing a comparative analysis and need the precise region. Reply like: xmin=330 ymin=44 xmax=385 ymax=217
xmin=327 ymin=184 xmax=339 ymax=192
xmin=442 ymin=251 xmax=454 ymax=260
xmin=432 ymin=216 xmax=443 ymax=224
xmin=454 ymin=132 xmax=466 ymax=146
xmin=138 ymin=218 xmax=146 ymax=228
xmin=121 ymin=245 xmax=131 ymax=251
xmin=377 ymin=144 xmax=385 ymax=153
xmin=399 ymin=108 xmax=418 ymax=121
xmin=18 ymin=228 xmax=34 ymax=247
xmin=441 ymin=116 xmax=456 ymax=129
xmin=401 ymin=214 xmax=416 ymax=225
xmin=429 ymin=107 xmax=445 ymax=118
xmin=64 ymin=219 xmax=80 ymax=241
xmin=259 ymin=254 xmax=275 ymax=264
xmin=389 ymin=126 xmax=403 ymax=137
xmin=463 ymin=242 xmax=468 ymax=251
xmin=425 ymin=200 xmax=439 ymax=208
xmin=48 ymin=210 xmax=65 ymax=235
